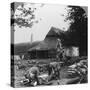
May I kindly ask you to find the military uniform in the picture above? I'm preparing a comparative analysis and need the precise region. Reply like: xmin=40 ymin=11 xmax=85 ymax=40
xmin=56 ymin=39 xmax=63 ymax=61
xmin=25 ymin=66 xmax=39 ymax=84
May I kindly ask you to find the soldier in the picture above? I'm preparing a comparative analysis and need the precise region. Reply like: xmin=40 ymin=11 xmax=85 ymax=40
xmin=47 ymin=62 xmax=61 ymax=80
xmin=56 ymin=39 xmax=64 ymax=61
xmin=47 ymin=64 xmax=53 ymax=79
xmin=24 ymin=66 xmax=40 ymax=85
xmin=55 ymin=63 xmax=61 ymax=80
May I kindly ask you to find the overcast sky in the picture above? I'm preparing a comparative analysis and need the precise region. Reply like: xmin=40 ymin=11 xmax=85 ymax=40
xmin=13 ymin=3 xmax=87 ymax=44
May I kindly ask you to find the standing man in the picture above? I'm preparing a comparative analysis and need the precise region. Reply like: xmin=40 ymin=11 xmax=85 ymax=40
xmin=56 ymin=39 xmax=64 ymax=61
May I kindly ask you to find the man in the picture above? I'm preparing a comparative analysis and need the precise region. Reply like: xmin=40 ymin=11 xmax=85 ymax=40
xmin=55 ymin=63 xmax=61 ymax=80
xmin=56 ymin=39 xmax=64 ymax=61
xmin=46 ymin=63 xmax=55 ymax=81
xmin=24 ymin=66 xmax=40 ymax=85
xmin=47 ymin=62 xmax=61 ymax=81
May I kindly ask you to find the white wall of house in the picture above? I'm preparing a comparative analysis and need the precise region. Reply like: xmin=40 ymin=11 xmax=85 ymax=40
xmin=65 ymin=47 xmax=79 ymax=57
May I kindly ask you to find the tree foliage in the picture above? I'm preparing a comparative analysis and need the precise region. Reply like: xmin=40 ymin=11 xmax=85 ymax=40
xmin=65 ymin=6 xmax=88 ymax=56
xmin=11 ymin=3 xmax=40 ymax=28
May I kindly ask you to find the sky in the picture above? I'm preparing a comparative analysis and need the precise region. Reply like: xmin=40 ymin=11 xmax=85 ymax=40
xmin=13 ymin=3 xmax=87 ymax=44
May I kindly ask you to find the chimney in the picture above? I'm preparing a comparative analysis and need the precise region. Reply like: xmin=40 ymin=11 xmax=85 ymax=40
xmin=31 ymin=33 xmax=33 ymax=43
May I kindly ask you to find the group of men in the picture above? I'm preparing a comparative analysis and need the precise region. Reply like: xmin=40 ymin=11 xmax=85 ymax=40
xmin=24 ymin=62 xmax=61 ymax=86
xmin=24 ymin=38 xmax=64 ymax=86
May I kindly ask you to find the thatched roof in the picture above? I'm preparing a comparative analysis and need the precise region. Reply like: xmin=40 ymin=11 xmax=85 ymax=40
xmin=28 ymin=27 xmax=64 ymax=52
xmin=28 ymin=41 xmax=49 ymax=51
xmin=45 ymin=26 xmax=65 ymax=37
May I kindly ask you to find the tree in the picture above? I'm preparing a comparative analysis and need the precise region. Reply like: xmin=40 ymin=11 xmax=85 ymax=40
xmin=11 ymin=2 xmax=42 ymax=29
xmin=65 ymin=6 xmax=88 ymax=56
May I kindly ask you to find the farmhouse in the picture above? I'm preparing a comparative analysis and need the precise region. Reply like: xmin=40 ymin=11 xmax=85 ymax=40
xmin=28 ymin=27 xmax=79 ymax=59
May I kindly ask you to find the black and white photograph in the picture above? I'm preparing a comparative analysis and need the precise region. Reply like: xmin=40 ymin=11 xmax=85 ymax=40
xmin=11 ymin=2 xmax=88 ymax=88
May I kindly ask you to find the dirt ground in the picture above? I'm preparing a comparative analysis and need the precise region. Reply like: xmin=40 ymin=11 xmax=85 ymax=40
xmin=12 ymin=58 xmax=87 ymax=87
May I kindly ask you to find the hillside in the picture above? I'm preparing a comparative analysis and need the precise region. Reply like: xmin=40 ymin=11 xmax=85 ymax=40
xmin=11 ymin=41 xmax=41 ymax=55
